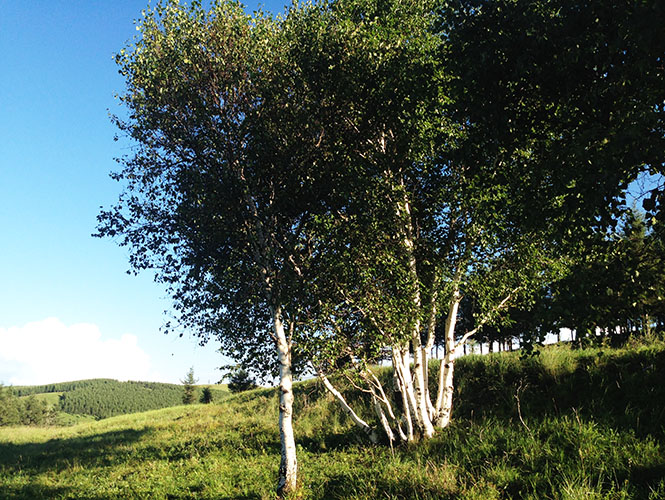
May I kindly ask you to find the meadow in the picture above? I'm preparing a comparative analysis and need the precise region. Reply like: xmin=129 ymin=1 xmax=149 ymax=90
xmin=1 ymin=342 xmax=664 ymax=499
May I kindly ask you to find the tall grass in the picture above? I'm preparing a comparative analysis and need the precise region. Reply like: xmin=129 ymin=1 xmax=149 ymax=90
xmin=1 ymin=343 xmax=664 ymax=499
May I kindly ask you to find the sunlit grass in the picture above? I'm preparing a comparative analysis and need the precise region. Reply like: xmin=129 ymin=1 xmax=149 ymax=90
xmin=1 ymin=343 xmax=664 ymax=499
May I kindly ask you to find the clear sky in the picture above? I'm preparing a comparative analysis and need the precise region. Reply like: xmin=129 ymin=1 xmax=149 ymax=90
xmin=0 ymin=0 xmax=289 ymax=386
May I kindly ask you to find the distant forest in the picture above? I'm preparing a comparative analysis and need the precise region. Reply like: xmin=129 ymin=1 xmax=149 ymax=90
xmin=1 ymin=379 xmax=228 ymax=425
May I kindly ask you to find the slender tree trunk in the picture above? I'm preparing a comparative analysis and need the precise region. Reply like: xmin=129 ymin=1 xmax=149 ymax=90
xmin=318 ymin=371 xmax=378 ymax=443
xmin=435 ymin=288 xmax=461 ymax=428
xmin=435 ymin=354 xmax=455 ymax=428
xmin=373 ymin=395 xmax=396 ymax=443
xmin=397 ymin=183 xmax=435 ymax=438
xmin=643 ymin=314 xmax=652 ymax=336
xmin=392 ymin=346 xmax=415 ymax=441
xmin=412 ymin=337 xmax=435 ymax=438
xmin=423 ymin=291 xmax=438 ymax=420
xmin=274 ymin=310 xmax=297 ymax=497
xmin=239 ymin=173 xmax=298 ymax=496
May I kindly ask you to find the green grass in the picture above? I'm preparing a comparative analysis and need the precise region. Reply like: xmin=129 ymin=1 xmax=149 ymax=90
xmin=19 ymin=392 xmax=63 ymax=408
xmin=1 ymin=343 xmax=664 ymax=499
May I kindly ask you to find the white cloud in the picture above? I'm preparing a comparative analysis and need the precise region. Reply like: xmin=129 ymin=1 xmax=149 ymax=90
xmin=0 ymin=317 xmax=159 ymax=386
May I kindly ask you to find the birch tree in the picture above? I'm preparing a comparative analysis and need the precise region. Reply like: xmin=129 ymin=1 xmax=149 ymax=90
xmin=96 ymin=1 xmax=337 ymax=494
xmin=283 ymin=0 xmax=565 ymax=444
xmin=292 ymin=0 xmax=664 ymax=444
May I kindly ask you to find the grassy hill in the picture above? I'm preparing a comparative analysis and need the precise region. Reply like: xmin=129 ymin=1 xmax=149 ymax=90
xmin=1 ymin=343 xmax=664 ymax=499
xmin=10 ymin=379 xmax=230 ymax=422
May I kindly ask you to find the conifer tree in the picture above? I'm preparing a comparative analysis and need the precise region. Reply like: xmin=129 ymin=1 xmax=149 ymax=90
xmin=200 ymin=387 xmax=214 ymax=404
xmin=181 ymin=367 xmax=198 ymax=405
xmin=227 ymin=369 xmax=257 ymax=394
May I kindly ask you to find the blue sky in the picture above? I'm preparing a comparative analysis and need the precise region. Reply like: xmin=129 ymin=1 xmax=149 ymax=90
xmin=0 ymin=0 xmax=289 ymax=386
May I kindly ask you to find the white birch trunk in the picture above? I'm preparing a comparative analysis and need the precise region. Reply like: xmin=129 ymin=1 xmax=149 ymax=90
xmin=434 ymin=289 xmax=461 ymax=428
xmin=435 ymin=351 xmax=456 ymax=428
xmin=423 ymin=291 xmax=438 ymax=421
xmin=373 ymin=397 xmax=396 ymax=443
xmin=391 ymin=347 xmax=415 ymax=441
xmin=411 ymin=338 xmax=435 ymax=438
xmin=318 ymin=371 xmax=379 ymax=443
xmin=399 ymin=185 xmax=435 ymax=439
xmin=368 ymin=370 xmax=408 ymax=442
xmin=274 ymin=310 xmax=297 ymax=497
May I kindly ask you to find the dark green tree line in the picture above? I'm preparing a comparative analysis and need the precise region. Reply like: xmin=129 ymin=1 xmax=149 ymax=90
xmin=546 ymin=210 xmax=665 ymax=344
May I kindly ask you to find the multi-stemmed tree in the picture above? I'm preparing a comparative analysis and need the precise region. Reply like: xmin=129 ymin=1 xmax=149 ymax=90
xmin=99 ymin=0 xmax=664 ymax=493
xmin=277 ymin=0 xmax=562 ymax=443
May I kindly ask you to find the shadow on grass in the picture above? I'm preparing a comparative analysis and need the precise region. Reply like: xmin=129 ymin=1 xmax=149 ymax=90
xmin=0 ymin=428 xmax=151 ymax=474
xmin=2 ymin=483 xmax=263 ymax=500
xmin=2 ymin=484 xmax=76 ymax=500
xmin=452 ymin=345 xmax=665 ymax=438
xmin=299 ymin=426 xmax=378 ymax=453
xmin=312 ymin=471 xmax=456 ymax=500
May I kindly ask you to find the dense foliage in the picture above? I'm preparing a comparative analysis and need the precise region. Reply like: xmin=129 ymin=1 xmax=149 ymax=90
xmin=0 ymin=386 xmax=54 ymax=427
xmin=458 ymin=210 xmax=665 ymax=351
xmin=12 ymin=379 xmax=113 ymax=397
xmin=549 ymin=211 xmax=665 ymax=342
xmin=200 ymin=387 xmax=214 ymax=404
xmin=227 ymin=368 xmax=258 ymax=393
xmin=96 ymin=0 xmax=663 ymax=492
xmin=57 ymin=380 xmax=187 ymax=419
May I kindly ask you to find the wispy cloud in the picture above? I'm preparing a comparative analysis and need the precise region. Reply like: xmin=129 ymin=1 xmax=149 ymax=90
xmin=0 ymin=317 xmax=160 ymax=386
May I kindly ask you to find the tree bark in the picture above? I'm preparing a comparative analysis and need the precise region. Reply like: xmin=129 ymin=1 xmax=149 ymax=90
xmin=318 ymin=371 xmax=379 ymax=443
xmin=398 ymin=185 xmax=435 ymax=438
xmin=392 ymin=347 xmax=415 ymax=440
xmin=423 ymin=287 xmax=438 ymax=421
xmin=412 ymin=340 xmax=435 ymax=438
xmin=274 ymin=310 xmax=297 ymax=498
xmin=435 ymin=288 xmax=460 ymax=428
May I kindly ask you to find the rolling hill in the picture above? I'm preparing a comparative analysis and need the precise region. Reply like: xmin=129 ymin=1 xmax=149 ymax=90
xmin=1 ymin=342 xmax=664 ymax=499
xmin=10 ymin=379 xmax=229 ymax=421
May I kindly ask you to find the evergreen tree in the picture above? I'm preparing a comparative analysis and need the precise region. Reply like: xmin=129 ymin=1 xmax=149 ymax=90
xmin=200 ymin=387 xmax=214 ymax=404
xmin=181 ymin=367 xmax=198 ymax=405
xmin=227 ymin=369 xmax=257 ymax=394
xmin=22 ymin=395 xmax=52 ymax=426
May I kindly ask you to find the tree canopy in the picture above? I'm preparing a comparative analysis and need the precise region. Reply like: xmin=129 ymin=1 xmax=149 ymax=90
xmin=98 ymin=0 xmax=664 ymax=494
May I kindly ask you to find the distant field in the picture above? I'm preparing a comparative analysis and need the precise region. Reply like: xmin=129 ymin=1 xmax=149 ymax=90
xmin=19 ymin=392 xmax=63 ymax=408
xmin=1 ymin=343 xmax=664 ymax=499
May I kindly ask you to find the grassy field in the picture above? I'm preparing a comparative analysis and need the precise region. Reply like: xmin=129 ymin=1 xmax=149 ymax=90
xmin=21 ymin=392 xmax=63 ymax=408
xmin=1 ymin=343 xmax=664 ymax=499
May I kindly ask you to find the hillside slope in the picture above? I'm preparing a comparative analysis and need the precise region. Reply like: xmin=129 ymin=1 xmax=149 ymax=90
xmin=11 ymin=379 xmax=230 ymax=421
xmin=1 ymin=343 xmax=664 ymax=499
